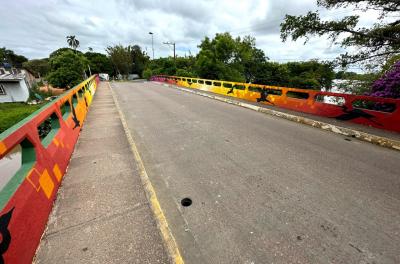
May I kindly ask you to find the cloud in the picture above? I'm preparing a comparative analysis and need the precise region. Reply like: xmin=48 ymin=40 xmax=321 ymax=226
xmin=247 ymin=0 xmax=317 ymax=36
xmin=0 ymin=0 xmax=382 ymax=64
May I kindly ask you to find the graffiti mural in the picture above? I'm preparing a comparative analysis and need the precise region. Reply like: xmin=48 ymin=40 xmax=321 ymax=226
xmin=0 ymin=208 xmax=14 ymax=264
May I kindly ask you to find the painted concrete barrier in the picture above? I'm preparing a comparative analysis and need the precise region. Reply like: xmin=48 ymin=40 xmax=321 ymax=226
xmin=0 ymin=75 xmax=99 ymax=264
xmin=151 ymin=75 xmax=400 ymax=133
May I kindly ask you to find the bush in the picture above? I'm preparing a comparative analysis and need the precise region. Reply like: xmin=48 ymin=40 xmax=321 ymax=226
xmin=175 ymin=69 xmax=196 ymax=77
xmin=142 ymin=68 xmax=153 ymax=80
xmin=368 ymin=61 xmax=400 ymax=98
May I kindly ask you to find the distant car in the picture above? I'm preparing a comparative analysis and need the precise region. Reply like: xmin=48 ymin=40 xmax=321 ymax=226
xmin=128 ymin=74 xmax=139 ymax=80
xmin=99 ymin=73 xmax=109 ymax=81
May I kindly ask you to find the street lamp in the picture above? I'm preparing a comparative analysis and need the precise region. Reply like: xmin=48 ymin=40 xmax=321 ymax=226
xmin=149 ymin=32 xmax=154 ymax=60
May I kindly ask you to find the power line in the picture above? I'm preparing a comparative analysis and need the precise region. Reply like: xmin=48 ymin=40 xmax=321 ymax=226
xmin=163 ymin=41 xmax=176 ymax=62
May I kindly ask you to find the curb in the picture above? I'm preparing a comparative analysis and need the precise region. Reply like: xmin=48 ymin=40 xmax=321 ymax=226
xmin=108 ymin=82 xmax=184 ymax=264
xmin=156 ymin=82 xmax=400 ymax=152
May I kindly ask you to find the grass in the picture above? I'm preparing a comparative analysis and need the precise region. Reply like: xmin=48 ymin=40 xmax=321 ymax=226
xmin=0 ymin=103 xmax=44 ymax=134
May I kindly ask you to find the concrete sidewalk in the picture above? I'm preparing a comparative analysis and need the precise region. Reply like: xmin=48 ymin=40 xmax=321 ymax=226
xmin=34 ymin=82 xmax=170 ymax=263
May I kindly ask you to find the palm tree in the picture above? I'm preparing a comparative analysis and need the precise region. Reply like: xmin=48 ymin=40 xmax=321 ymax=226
xmin=66 ymin=35 xmax=80 ymax=52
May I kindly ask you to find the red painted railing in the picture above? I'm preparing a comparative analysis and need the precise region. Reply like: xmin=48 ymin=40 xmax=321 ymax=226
xmin=0 ymin=75 xmax=99 ymax=264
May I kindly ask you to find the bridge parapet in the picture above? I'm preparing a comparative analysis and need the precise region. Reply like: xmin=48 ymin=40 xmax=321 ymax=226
xmin=0 ymin=75 xmax=99 ymax=264
xmin=151 ymin=75 xmax=400 ymax=133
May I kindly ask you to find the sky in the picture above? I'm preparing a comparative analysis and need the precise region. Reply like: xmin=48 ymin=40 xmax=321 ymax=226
xmin=1 ymin=0 xmax=382 ymax=69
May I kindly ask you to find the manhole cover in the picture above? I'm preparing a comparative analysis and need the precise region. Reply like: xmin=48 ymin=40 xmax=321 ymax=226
xmin=181 ymin=198 xmax=192 ymax=207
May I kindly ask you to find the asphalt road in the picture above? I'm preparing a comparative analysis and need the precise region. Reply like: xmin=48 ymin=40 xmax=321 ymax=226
xmin=112 ymin=81 xmax=400 ymax=264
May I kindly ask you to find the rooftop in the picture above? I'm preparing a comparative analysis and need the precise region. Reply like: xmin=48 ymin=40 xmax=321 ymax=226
xmin=0 ymin=68 xmax=25 ymax=82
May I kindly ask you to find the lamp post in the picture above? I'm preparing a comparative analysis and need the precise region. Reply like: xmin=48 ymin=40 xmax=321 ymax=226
xmin=149 ymin=32 xmax=154 ymax=60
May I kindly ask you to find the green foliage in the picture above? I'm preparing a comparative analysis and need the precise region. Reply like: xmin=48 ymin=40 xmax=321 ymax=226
xmin=335 ymin=70 xmax=359 ymax=79
xmin=84 ymin=52 xmax=113 ymax=75
xmin=381 ymin=54 xmax=400 ymax=73
xmin=28 ymin=81 xmax=52 ymax=101
xmin=252 ymin=62 xmax=289 ymax=85
xmin=144 ymin=32 xmax=334 ymax=90
xmin=0 ymin=47 xmax=28 ymax=67
xmin=195 ymin=33 xmax=266 ymax=82
xmin=175 ymin=68 xmax=196 ymax=77
xmin=252 ymin=60 xmax=334 ymax=89
xmin=106 ymin=44 xmax=149 ymax=77
xmin=22 ymin=58 xmax=50 ymax=77
xmin=280 ymin=0 xmax=400 ymax=67
xmin=66 ymin=35 xmax=80 ymax=50
xmin=0 ymin=103 xmax=43 ymax=133
xmin=286 ymin=60 xmax=335 ymax=89
xmin=143 ymin=56 xmax=196 ymax=79
xmin=335 ymin=73 xmax=378 ymax=95
xmin=146 ymin=57 xmax=177 ymax=75
xmin=142 ymin=68 xmax=153 ymax=80
xmin=49 ymin=48 xmax=82 ymax=58
xmin=47 ymin=50 xmax=88 ymax=88
xmin=131 ymin=45 xmax=149 ymax=77
xmin=106 ymin=45 xmax=132 ymax=76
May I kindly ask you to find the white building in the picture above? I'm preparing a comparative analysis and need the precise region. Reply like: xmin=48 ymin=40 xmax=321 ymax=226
xmin=0 ymin=68 xmax=32 ymax=103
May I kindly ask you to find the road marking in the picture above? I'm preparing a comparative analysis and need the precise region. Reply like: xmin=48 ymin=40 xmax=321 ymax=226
xmin=108 ymin=82 xmax=184 ymax=264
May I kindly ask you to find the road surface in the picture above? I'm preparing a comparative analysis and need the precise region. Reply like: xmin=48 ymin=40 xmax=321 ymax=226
xmin=112 ymin=81 xmax=400 ymax=264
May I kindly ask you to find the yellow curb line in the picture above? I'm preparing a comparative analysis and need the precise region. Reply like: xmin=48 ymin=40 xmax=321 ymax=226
xmin=156 ymin=82 xmax=400 ymax=152
xmin=108 ymin=82 xmax=184 ymax=264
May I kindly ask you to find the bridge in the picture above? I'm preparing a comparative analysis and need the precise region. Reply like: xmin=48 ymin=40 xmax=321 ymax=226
xmin=0 ymin=76 xmax=400 ymax=263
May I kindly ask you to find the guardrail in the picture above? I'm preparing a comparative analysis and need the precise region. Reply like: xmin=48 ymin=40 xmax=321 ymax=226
xmin=0 ymin=75 xmax=99 ymax=263
xmin=151 ymin=75 xmax=400 ymax=133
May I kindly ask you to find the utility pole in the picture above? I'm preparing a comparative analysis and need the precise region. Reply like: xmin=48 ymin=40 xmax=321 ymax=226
xmin=149 ymin=32 xmax=154 ymax=60
xmin=163 ymin=41 xmax=176 ymax=62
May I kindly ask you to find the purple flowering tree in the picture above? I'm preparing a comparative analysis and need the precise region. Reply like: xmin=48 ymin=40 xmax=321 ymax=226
xmin=369 ymin=61 xmax=400 ymax=99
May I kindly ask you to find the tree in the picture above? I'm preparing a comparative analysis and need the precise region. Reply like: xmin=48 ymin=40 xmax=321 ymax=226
xmin=143 ymin=56 xmax=195 ymax=78
xmin=195 ymin=33 xmax=268 ymax=82
xmin=175 ymin=56 xmax=196 ymax=73
xmin=0 ymin=47 xmax=28 ymax=67
xmin=22 ymin=58 xmax=50 ymax=77
xmin=66 ymin=35 xmax=80 ymax=51
xmin=50 ymin=48 xmax=82 ymax=58
xmin=84 ymin=52 xmax=113 ymax=75
xmin=175 ymin=68 xmax=196 ymax=77
xmin=131 ymin=45 xmax=149 ymax=77
xmin=253 ymin=60 xmax=334 ymax=89
xmin=286 ymin=60 xmax=335 ymax=89
xmin=280 ymin=0 xmax=400 ymax=67
xmin=252 ymin=62 xmax=290 ymax=86
xmin=335 ymin=70 xmax=360 ymax=79
xmin=106 ymin=45 xmax=132 ymax=76
xmin=47 ymin=49 xmax=88 ymax=88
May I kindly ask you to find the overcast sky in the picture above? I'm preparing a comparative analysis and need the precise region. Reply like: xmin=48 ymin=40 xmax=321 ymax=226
xmin=1 ymin=0 xmax=381 ymax=69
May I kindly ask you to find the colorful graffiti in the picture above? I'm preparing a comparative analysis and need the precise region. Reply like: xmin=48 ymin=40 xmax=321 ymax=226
xmin=151 ymin=75 xmax=400 ymax=133
xmin=0 ymin=75 xmax=99 ymax=263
